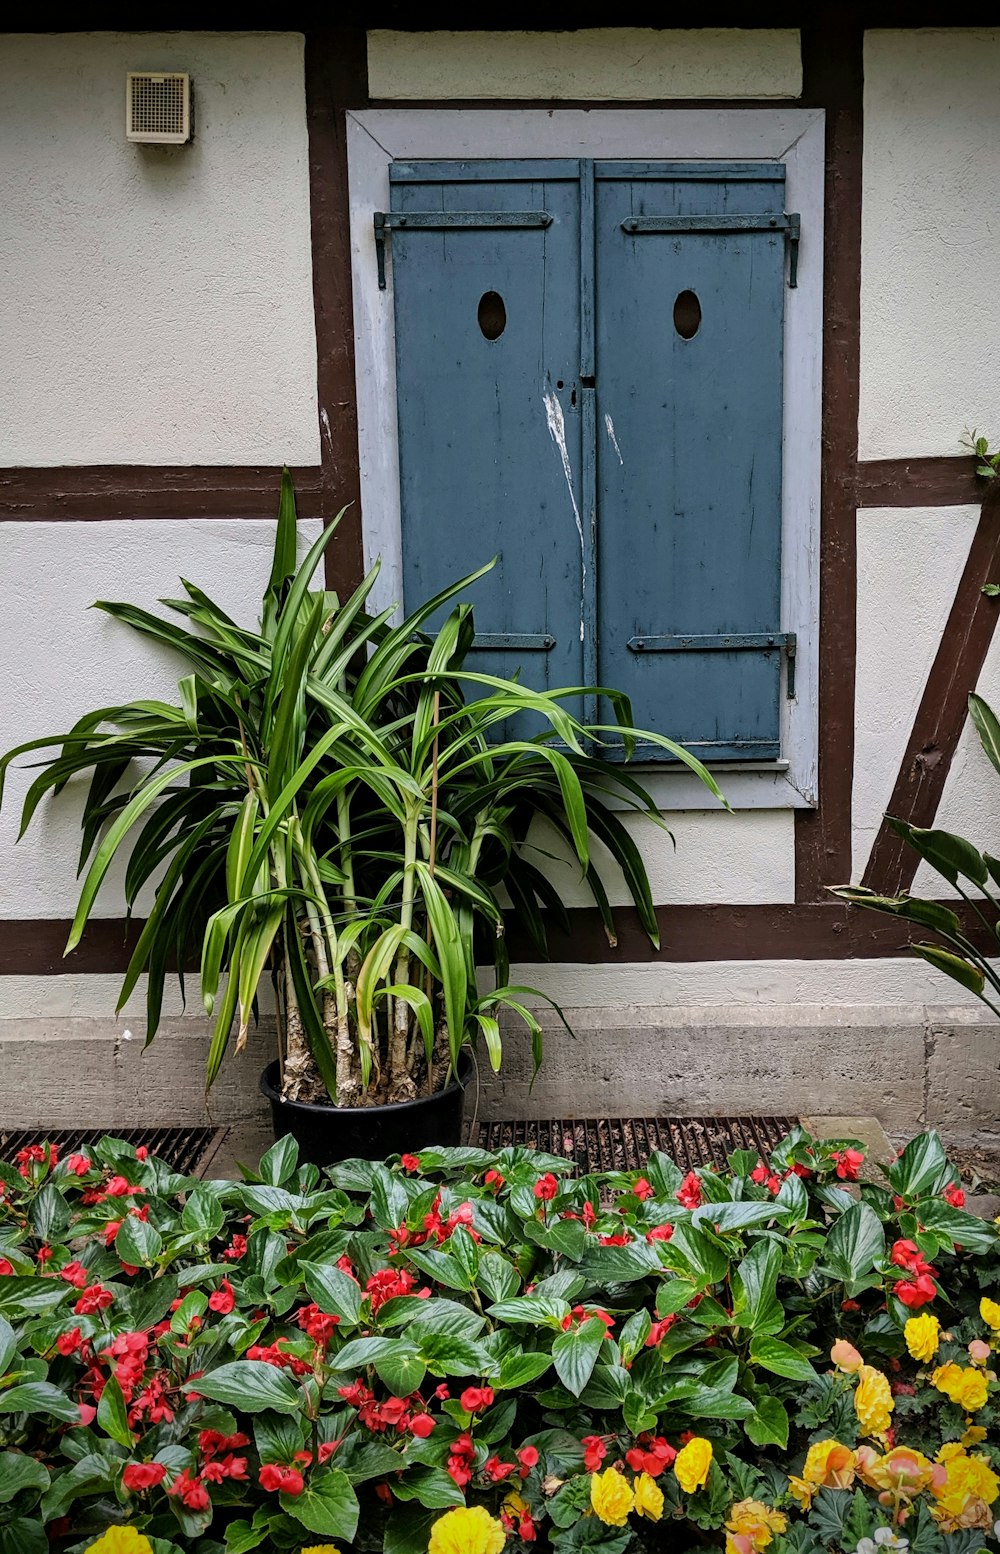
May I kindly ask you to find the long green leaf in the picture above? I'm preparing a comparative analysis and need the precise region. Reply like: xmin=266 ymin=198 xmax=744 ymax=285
xmin=67 ymin=754 xmax=246 ymax=953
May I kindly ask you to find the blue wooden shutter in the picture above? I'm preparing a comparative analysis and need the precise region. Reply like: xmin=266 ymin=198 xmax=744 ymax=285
xmin=383 ymin=158 xmax=792 ymax=762
xmin=594 ymin=162 xmax=789 ymax=760
xmin=386 ymin=161 xmax=587 ymax=724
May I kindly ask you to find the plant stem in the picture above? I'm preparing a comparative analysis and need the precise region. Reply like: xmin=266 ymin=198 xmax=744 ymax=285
xmin=296 ymin=826 xmax=357 ymax=1105
xmin=389 ymin=804 xmax=420 ymax=1101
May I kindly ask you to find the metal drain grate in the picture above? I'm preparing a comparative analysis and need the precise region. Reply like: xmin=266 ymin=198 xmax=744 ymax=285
xmin=467 ymin=1116 xmax=797 ymax=1174
xmin=0 ymin=1126 xmax=223 ymax=1177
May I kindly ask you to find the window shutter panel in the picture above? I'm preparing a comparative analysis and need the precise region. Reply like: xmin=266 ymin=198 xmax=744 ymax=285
xmin=387 ymin=163 xmax=586 ymax=730
xmin=594 ymin=163 xmax=789 ymax=760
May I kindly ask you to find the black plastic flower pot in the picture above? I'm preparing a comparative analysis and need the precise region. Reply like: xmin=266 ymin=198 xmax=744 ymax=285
xmin=259 ymin=1053 xmax=474 ymax=1167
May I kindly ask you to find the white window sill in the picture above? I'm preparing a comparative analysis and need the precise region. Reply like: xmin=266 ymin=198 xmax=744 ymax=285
xmin=602 ymin=761 xmax=814 ymax=811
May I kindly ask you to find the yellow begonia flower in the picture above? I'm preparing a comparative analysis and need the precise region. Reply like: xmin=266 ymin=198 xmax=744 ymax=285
xmin=428 ymin=1506 xmax=506 ymax=1554
xmin=980 ymin=1296 xmax=1000 ymax=1332
xmin=633 ymin=1472 xmax=664 ymax=1522
xmin=937 ymin=1442 xmax=966 ymax=1464
xmin=302 ymin=1547 xmax=342 ymax=1554
xmin=674 ymin=1437 xmax=714 ymax=1495
xmin=904 ymin=1312 xmax=940 ymax=1364
xmin=724 ymin=1497 xmax=787 ymax=1552
xmin=931 ymin=1452 xmax=1000 ymax=1533
xmin=787 ymin=1439 xmax=855 ymax=1508
xmin=933 ymin=1363 xmax=989 ymax=1412
xmin=83 ymin=1534 xmax=154 ymax=1554
xmin=590 ymin=1467 xmax=634 ymax=1526
xmin=858 ymin=1447 xmax=935 ymax=1497
xmin=854 ymin=1364 xmax=894 ymax=1439
xmin=962 ymin=1425 xmax=989 ymax=1447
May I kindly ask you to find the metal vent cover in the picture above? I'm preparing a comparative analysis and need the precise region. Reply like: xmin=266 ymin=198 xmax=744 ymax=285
xmin=126 ymin=72 xmax=191 ymax=144
xmin=0 ymin=1126 xmax=220 ymax=1177
xmin=467 ymin=1115 xmax=797 ymax=1174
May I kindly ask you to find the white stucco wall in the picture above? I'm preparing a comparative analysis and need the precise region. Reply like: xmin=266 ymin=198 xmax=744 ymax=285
xmin=0 ymin=32 xmax=318 ymax=466
xmin=527 ymin=810 xmax=795 ymax=908
xmin=912 ymin=623 xmax=1000 ymax=897
xmin=0 ymin=518 xmax=321 ymax=918
xmin=367 ymin=29 xmax=802 ymax=101
xmin=852 ymin=505 xmax=979 ymax=880
xmin=860 ymin=30 xmax=1000 ymax=460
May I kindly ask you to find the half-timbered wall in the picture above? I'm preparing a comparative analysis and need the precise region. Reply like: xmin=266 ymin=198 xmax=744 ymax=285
xmin=1 ymin=23 xmax=998 ymax=1141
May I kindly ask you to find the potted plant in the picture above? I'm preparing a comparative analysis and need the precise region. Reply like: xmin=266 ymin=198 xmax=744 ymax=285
xmin=1 ymin=473 xmax=723 ymax=1162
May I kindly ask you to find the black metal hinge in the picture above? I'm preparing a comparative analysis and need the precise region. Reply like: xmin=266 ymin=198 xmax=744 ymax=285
xmin=374 ymin=210 xmax=553 ymax=290
xmin=622 ymin=212 xmax=801 ymax=288
xmin=627 ymin=631 xmax=797 ymax=697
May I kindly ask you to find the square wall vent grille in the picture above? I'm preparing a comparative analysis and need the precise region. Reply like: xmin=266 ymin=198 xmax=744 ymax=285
xmin=127 ymin=72 xmax=191 ymax=144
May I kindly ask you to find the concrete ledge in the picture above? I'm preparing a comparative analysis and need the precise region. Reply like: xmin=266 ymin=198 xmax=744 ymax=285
xmin=0 ymin=1016 xmax=273 ymax=1129
xmin=1 ymin=999 xmax=996 ymax=1148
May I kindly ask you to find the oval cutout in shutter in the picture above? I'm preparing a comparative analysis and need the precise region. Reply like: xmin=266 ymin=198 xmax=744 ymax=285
xmin=477 ymin=291 xmax=506 ymax=341
xmin=673 ymin=289 xmax=701 ymax=340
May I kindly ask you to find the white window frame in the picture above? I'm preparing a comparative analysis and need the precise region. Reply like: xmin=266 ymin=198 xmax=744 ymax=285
xmin=346 ymin=108 xmax=824 ymax=810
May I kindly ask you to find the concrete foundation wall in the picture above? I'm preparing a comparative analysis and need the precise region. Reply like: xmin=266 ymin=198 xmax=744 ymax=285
xmin=3 ymin=967 xmax=995 ymax=1150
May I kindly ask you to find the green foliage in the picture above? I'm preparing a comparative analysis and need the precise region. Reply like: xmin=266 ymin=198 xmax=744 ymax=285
xmin=0 ymin=1127 xmax=997 ymax=1552
xmin=0 ymin=472 xmax=724 ymax=1108
xmin=832 ymin=692 xmax=1000 ymax=1020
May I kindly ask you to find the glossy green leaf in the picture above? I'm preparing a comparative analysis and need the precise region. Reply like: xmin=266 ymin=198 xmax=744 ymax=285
xmin=552 ymin=1317 xmax=607 ymax=1398
xmin=189 ymin=1360 xmax=301 ymax=1414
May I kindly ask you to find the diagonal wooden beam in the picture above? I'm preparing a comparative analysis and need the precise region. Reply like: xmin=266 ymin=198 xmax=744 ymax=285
xmin=862 ymin=482 xmax=1000 ymax=895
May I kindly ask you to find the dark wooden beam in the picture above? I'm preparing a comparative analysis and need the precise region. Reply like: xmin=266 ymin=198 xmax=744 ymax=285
xmin=792 ymin=22 xmax=863 ymax=899
xmin=304 ymin=27 xmax=369 ymax=593
xmin=857 ymin=456 xmax=986 ymax=509
xmin=5 ymin=899 xmax=996 ymax=975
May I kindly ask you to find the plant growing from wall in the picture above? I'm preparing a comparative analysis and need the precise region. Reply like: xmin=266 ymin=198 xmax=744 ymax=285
xmin=832 ymin=693 xmax=1000 ymax=1015
xmin=0 ymin=473 xmax=723 ymax=1110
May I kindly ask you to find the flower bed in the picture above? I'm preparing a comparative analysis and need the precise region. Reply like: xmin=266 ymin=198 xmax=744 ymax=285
xmin=0 ymin=1127 xmax=997 ymax=1554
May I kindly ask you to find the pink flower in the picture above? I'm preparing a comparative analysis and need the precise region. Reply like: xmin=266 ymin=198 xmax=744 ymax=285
xmin=831 ymin=1148 xmax=865 ymax=1181
xmin=105 ymin=1176 xmax=144 ymax=1197
xmin=410 ymin=1413 xmax=435 ymax=1437
xmin=533 ymin=1174 xmax=558 ymax=1201
xmin=208 ymin=1278 xmax=235 ymax=1314
xmin=400 ymin=1153 xmax=421 ymax=1172
xmin=676 ymin=1172 xmax=702 ymax=1210
xmin=646 ymin=1315 xmax=677 ymax=1348
xmin=460 ymin=1385 xmax=494 ymax=1413
xmin=894 ymin=1272 xmax=937 ymax=1308
xmin=223 ymin=1233 xmax=248 ymax=1261
xmin=168 ymin=1467 xmax=210 ymax=1510
xmin=633 ymin=1178 xmax=654 ymax=1200
xmin=581 ymin=1434 xmax=606 ymax=1472
xmin=484 ymin=1455 xmax=517 ymax=1482
xmin=74 ymin=1284 xmax=113 ymax=1315
xmin=123 ymin=1461 xmax=167 ymax=1491
xmin=259 ymin=1462 xmax=304 ymax=1495
xmin=943 ymin=1182 xmax=965 ymax=1208
xmin=66 ymin=1154 xmax=91 ymax=1176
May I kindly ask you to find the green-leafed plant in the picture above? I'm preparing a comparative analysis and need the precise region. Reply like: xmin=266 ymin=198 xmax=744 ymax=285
xmin=0 ymin=472 xmax=723 ymax=1108
xmin=0 ymin=1127 xmax=997 ymax=1552
xmin=832 ymin=693 xmax=1000 ymax=1016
